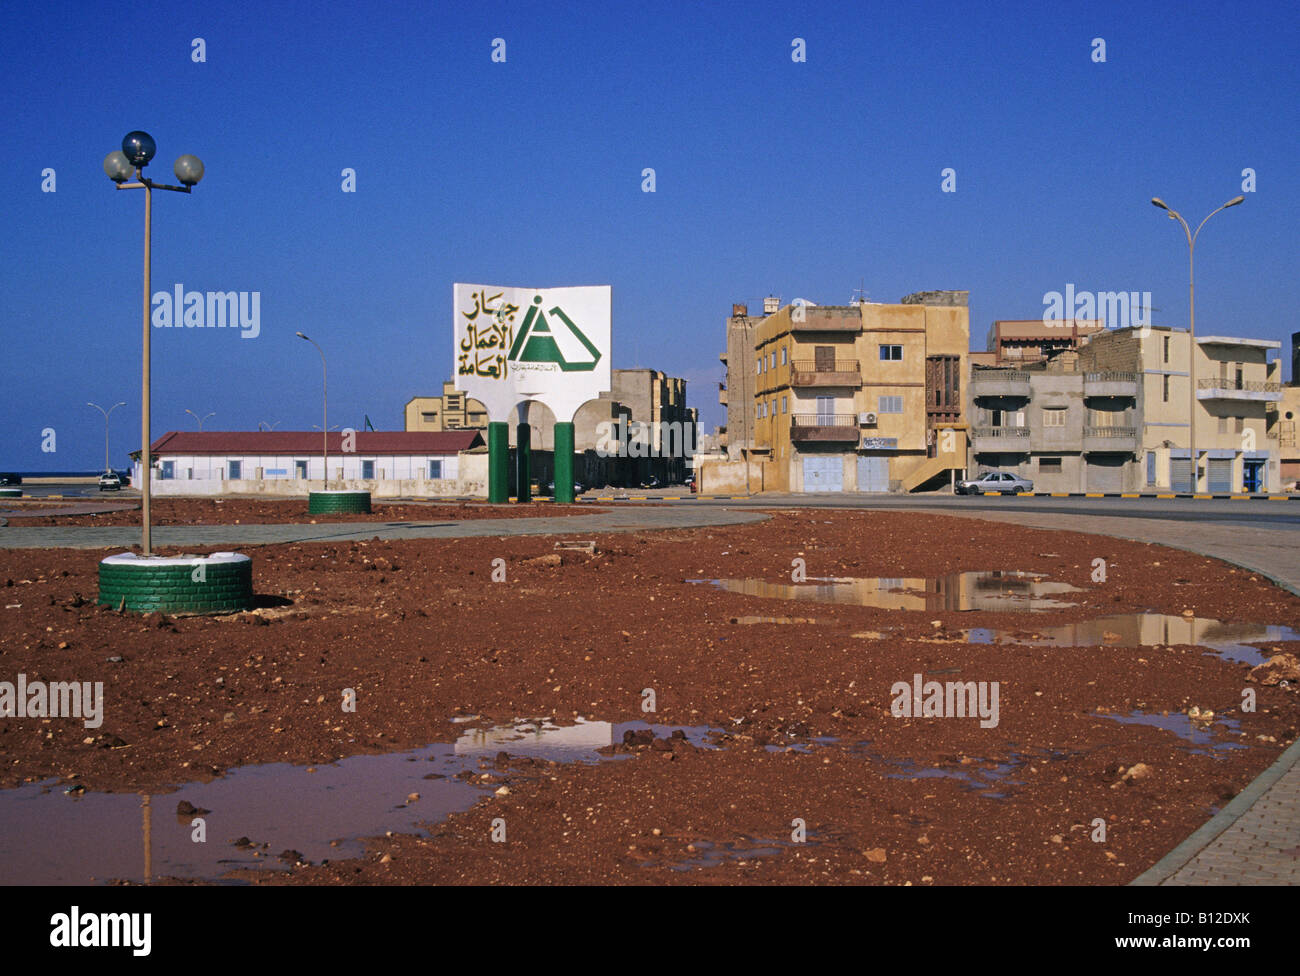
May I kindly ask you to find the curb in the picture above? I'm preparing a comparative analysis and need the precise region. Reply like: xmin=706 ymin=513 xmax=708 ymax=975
xmin=1131 ymin=734 xmax=1300 ymax=886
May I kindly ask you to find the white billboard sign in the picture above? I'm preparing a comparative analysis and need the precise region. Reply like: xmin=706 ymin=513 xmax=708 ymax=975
xmin=453 ymin=283 xmax=611 ymax=423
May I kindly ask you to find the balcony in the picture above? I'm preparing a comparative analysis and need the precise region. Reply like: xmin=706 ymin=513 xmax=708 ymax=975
xmin=1196 ymin=378 xmax=1282 ymax=403
xmin=789 ymin=360 xmax=862 ymax=388
xmin=970 ymin=371 xmax=1031 ymax=398
xmin=971 ymin=425 xmax=1030 ymax=453
xmin=1084 ymin=371 xmax=1139 ymax=397
xmin=791 ymin=414 xmax=861 ymax=443
xmin=1083 ymin=425 xmax=1138 ymax=453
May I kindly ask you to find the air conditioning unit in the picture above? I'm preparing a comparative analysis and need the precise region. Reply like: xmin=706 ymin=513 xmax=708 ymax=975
xmin=859 ymin=412 xmax=878 ymax=426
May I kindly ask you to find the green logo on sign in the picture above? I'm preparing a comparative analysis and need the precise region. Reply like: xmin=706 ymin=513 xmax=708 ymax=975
xmin=508 ymin=296 xmax=602 ymax=372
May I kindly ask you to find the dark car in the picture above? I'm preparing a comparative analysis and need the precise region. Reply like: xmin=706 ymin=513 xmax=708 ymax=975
xmin=639 ymin=476 xmax=661 ymax=490
xmin=542 ymin=479 xmax=585 ymax=496
xmin=955 ymin=470 xmax=1034 ymax=495
xmin=0 ymin=473 xmax=21 ymax=486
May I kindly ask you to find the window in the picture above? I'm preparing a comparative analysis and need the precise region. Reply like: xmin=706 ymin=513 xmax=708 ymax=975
xmin=879 ymin=344 xmax=902 ymax=361
xmin=757 ymin=403 xmax=764 ymax=419
xmin=1163 ymin=336 xmax=1170 ymax=364
xmin=160 ymin=460 xmax=174 ymax=480
xmin=362 ymin=460 xmax=375 ymax=479
xmin=1039 ymin=457 xmax=1062 ymax=470
xmin=781 ymin=348 xmax=788 ymax=365
xmin=757 ymin=357 xmax=762 ymax=375
xmin=421 ymin=411 xmax=438 ymax=423
xmin=1043 ymin=409 xmax=1066 ymax=427
xmin=878 ymin=395 xmax=903 ymax=414
xmin=227 ymin=461 xmax=241 ymax=480
xmin=1235 ymin=416 xmax=1244 ymax=434
xmin=782 ymin=396 xmax=788 ymax=414
xmin=429 ymin=460 xmax=443 ymax=479
xmin=295 ymin=460 xmax=308 ymax=479
xmin=770 ymin=352 xmax=776 ymax=369
xmin=1217 ymin=417 xmax=1228 ymax=434
xmin=1162 ymin=375 xmax=1170 ymax=402
xmin=771 ymin=400 xmax=777 ymax=417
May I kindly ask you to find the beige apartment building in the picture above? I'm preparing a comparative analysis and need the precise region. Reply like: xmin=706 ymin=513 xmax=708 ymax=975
xmin=712 ymin=291 xmax=969 ymax=493
xmin=404 ymin=381 xmax=489 ymax=432
xmin=1082 ymin=326 xmax=1282 ymax=492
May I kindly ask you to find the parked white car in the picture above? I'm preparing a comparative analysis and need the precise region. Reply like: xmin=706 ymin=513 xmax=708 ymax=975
xmin=956 ymin=470 xmax=1034 ymax=495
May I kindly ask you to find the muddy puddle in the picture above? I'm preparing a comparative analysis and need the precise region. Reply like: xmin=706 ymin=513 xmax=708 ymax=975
xmin=0 ymin=719 xmax=717 ymax=885
xmin=954 ymin=614 xmax=1300 ymax=666
xmin=1096 ymin=710 xmax=1247 ymax=754
xmin=691 ymin=571 xmax=1080 ymax=612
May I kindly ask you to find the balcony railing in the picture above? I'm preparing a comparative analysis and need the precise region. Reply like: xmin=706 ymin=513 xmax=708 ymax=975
xmin=970 ymin=371 xmax=1031 ymax=397
xmin=1083 ymin=426 xmax=1137 ymax=438
xmin=791 ymin=414 xmax=860 ymax=442
xmin=971 ymin=426 xmax=1030 ymax=438
xmin=1198 ymin=378 xmax=1281 ymax=393
xmin=789 ymin=361 xmax=862 ymax=388
xmin=1085 ymin=371 xmax=1139 ymax=384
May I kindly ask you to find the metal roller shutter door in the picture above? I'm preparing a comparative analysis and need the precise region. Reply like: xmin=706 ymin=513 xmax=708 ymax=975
xmin=1207 ymin=458 xmax=1233 ymax=493
xmin=1170 ymin=459 xmax=1193 ymax=492
xmin=1086 ymin=456 xmax=1125 ymax=493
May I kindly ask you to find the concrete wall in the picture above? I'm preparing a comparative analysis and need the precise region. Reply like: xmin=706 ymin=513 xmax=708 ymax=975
xmin=698 ymin=458 xmax=764 ymax=494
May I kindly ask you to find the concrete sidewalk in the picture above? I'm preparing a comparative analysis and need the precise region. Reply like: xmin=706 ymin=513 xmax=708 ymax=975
xmin=933 ymin=507 xmax=1300 ymax=886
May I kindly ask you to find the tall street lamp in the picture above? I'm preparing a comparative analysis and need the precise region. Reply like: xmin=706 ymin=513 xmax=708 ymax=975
xmin=104 ymin=130 xmax=204 ymax=555
xmin=1151 ymin=195 xmax=1244 ymax=492
xmin=184 ymin=409 xmax=214 ymax=431
xmin=296 ymin=332 xmax=328 ymax=489
xmin=87 ymin=400 xmax=126 ymax=474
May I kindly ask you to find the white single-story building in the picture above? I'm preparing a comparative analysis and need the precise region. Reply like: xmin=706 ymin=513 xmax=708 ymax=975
xmin=132 ymin=430 xmax=488 ymax=497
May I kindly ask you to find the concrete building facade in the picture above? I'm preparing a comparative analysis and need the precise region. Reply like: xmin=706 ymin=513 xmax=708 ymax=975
xmin=404 ymin=382 xmax=489 ymax=432
xmin=967 ymin=327 xmax=1284 ymax=493
xmin=708 ymin=291 xmax=969 ymax=493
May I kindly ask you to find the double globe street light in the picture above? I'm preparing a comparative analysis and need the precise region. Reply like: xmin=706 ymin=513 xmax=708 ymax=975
xmin=1150 ymin=195 xmax=1244 ymax=492
xmin=104 ymin=131 xmax=204 ymax=555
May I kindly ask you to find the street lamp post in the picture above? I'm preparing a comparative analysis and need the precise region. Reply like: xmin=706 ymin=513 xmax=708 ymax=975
xmin=184 ymin=409 xmax=214 ymax=431
xmin=104 ymin=131 xmax=204 ymax=555
xmin=258 ymin=420 xmax=281 ymax=431
xmin=87 ymin=400 xmax=126 ymax=474
xmin=296 ymin=332 xmax=328 ymax=489
xmin=1151 ymin=195 xmax=1244 ymax=492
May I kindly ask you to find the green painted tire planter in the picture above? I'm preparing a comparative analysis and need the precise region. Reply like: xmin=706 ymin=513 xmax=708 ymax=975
xmin=0 ymin=488 xmax=21 ymax=498
xmin=97 ymin=552 xmax=254 ymax=614
xmin=308 ymin=490 xmax=372 ymax=514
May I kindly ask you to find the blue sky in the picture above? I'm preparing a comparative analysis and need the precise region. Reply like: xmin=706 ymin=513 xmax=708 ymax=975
xmin=2 ymin=0 xmax=1297 ymax=470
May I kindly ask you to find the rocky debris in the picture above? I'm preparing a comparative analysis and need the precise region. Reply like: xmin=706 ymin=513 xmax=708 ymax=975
xmin=522 ymin=553 xmax=562 ymax=568
xmin=1119 ymin=763 xmax=1154 ymax=785
xmin=1249 ymin=653 xmax=1300 ymax=687
xmin=176 ymin=800 xmax=210 ymax=817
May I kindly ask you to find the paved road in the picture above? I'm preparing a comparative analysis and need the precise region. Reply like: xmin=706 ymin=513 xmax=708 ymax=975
xmin=0 ymin=503 xmax=766 ymax=549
